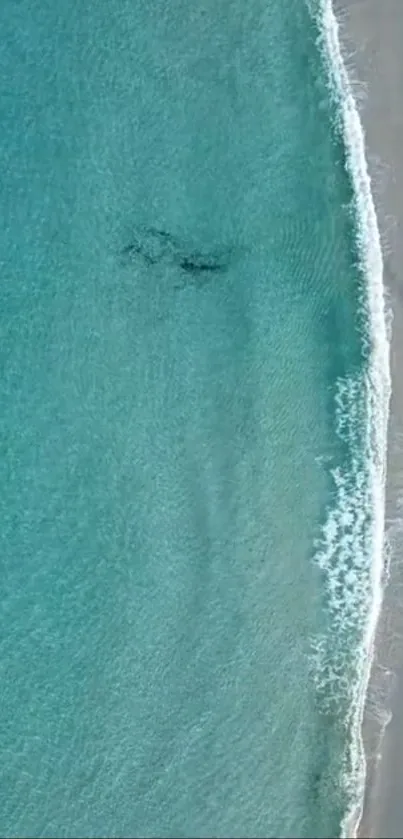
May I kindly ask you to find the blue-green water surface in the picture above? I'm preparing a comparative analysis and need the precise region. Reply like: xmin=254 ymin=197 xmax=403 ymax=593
xmin=0 ymin=1 xmax=366 ymax=836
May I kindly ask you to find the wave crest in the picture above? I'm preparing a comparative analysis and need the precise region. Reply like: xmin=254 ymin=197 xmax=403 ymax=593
xmin=309 ymin=1 xmax=392 ymax=836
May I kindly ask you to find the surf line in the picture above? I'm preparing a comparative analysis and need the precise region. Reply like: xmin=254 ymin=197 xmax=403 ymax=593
xmin=312 ymin=0 xmax=392 ymax=836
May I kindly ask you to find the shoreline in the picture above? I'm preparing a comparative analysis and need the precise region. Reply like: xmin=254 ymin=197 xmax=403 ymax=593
xmin=333 ymin=1 xmax=403 ymax=837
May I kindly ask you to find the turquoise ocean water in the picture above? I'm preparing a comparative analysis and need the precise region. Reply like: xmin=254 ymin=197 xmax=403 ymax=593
xmin=0 ymin=1 xmax=390 ymax=837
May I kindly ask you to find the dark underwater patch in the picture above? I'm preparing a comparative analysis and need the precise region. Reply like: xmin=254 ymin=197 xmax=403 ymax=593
xmin=120 ymin=225 xmax=232 ymax=289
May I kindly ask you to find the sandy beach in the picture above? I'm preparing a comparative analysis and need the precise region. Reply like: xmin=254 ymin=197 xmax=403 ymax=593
xmin=334 ymin=1 xmax=403 ymax=836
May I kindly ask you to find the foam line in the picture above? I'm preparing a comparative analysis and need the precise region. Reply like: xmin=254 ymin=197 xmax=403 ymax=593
xmin=310 ymin=1 xmax=392 ymax=835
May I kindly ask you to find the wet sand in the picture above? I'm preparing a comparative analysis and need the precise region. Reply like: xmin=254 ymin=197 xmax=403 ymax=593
xmin=334 ymin=1 xmax=403 ymax=836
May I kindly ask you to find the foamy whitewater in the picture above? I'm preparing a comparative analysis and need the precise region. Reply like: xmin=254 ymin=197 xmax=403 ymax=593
xmin=0 ymin=0 xmax=392 ymax=836
xmin=312 ymin=1 xmax=391 ymax=834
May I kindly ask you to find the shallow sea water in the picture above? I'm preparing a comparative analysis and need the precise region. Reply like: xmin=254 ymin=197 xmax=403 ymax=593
xmin=0 ymin=1 xmax=378 ymax=836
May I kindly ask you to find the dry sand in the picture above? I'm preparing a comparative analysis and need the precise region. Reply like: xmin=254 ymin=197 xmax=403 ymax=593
xmin=333 ymin=0 xmax=403 ymax=836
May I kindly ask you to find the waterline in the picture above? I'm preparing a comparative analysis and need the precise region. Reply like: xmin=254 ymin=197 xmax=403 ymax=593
xmin=311 ymin=0 xmax=391 ymax=834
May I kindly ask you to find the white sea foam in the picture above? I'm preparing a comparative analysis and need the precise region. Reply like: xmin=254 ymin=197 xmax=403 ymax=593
xmin=309 ymin=1 xmax=392 ymax=836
